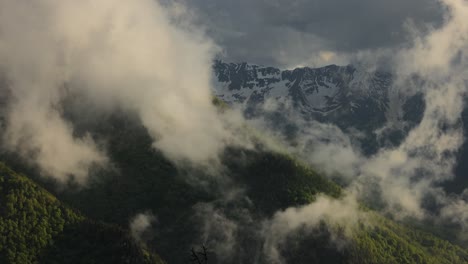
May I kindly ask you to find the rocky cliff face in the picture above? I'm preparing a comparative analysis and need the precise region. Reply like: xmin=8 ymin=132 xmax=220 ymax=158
xmin=213 ymin=61 xmax=426 ymax=153
xmin=213 ymin=60 xmax=391 ymax=116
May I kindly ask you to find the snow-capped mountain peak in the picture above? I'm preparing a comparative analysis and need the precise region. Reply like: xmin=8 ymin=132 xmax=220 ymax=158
xmin=212 ymin=60 xmax=391 ymax=115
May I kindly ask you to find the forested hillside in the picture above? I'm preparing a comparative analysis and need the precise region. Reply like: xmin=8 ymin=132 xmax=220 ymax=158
xmin=2 ymin=104 xmax=465 ymax=263
xmin=0 ymin=90 xmax=466 ymax=263
xmin=0 ymin=163 xmax=164 ymax=264
xmin=1 ymin=140 xmax=467 ymax=263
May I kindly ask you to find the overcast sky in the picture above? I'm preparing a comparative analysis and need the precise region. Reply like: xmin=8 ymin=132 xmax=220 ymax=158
xmin=181 ymin=0 xmax=444 ymax=67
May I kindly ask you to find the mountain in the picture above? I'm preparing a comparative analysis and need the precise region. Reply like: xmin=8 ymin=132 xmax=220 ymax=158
xmin=0 ymin=162 xmax=164 ymax=264
xmin=213 ymin=60 xmax=404 ymax=155
xmin=213 ymin=60 xmax=390 ymax=117
xmin=0 ymin=71 xmax=467 ymax=263
xmin=1 ymin=100 xmax=466 ymax=263
xmin=212 ymin=60 xmax=468 ymax=187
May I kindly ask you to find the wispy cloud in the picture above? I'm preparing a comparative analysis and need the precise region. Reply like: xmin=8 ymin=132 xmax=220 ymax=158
xmin=0 ymin=0 xmax=237 ymax=183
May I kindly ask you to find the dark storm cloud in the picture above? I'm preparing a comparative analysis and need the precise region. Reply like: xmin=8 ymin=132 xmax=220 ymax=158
xmin=184 ymin=0 xmax=444 ymax=67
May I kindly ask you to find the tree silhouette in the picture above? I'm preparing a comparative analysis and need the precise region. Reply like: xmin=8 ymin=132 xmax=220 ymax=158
xmin=190 ymin=245 xmax=208 ymax=264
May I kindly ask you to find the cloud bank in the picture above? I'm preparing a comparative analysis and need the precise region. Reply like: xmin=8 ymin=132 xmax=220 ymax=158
xmin=262 ymin=195 xmax=363 ymax=264
xmin=1 ymin=0 xmax=467 ymax=261
xmin=208 ymin=2 xmax=468 ymax=260
xmin=0 ymin=0 xmax=231 ymax=183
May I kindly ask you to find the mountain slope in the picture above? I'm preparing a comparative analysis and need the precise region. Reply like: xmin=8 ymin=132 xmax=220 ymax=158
xmin=212 ymin=60 xmax=390 ymax=119
xmin=0 ymin=94 xmax=467 ymax=263
xmin=0 ymin=162 xmax=164 ymax=264
xmin=212 ymin=60 xmax=422 ymax=155
xmin=40 ymin=107 xmax=468 ymax=262
xmin=348 ymin=215 xmax=468 ymax=264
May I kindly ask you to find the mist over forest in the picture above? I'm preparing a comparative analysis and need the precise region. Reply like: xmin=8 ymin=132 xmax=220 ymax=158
xmin=0 ymin=0 xmax=467 ymax=263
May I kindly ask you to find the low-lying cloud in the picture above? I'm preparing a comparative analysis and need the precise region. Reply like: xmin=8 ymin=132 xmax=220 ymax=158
xmin=261 ymin=194 xmax=363 ymax=264
xmin=1 ymin=0 xmax=467 ymax=262
xmin=0 ymin=0 xmax=233 ymax=183
xmin=204 ymin=2 xmax=468 ymax=261
xmin=130 ymin=212 xmax=156 ymax=244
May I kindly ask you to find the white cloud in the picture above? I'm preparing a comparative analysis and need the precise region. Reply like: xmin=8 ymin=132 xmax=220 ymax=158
xmin=130 ymin=212 xmax=156 ymax=244
xmin=0 ymin=0 xmax=233 ymax=182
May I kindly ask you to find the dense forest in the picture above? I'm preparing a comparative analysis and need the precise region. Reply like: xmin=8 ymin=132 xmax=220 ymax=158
xmin=0 ymin=163 xmax=164 ymax=264
xmin=1 ymin=0 xmax=467 ymax=262
xmin=0 ymin=102 xmax=467 ymax=263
